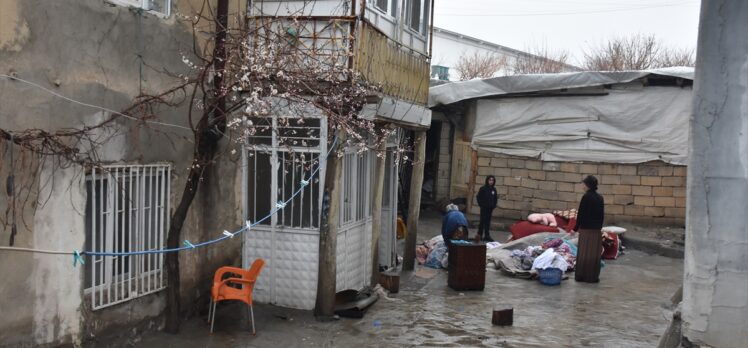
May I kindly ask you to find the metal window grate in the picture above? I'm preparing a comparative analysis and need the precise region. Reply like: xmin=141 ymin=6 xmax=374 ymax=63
xmin=85 ymin=164 xmax=170 ymax=310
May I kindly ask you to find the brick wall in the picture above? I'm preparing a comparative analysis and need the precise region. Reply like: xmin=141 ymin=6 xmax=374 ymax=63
xmin=435 ymin=122 xmax=452 ymax=201
xmin=470 ymin=152 xmax=686 ymax=227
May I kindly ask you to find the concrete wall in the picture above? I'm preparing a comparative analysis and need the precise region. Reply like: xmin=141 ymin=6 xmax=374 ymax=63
xmin=682 ymin=1 xmax=748 ymax=347
xmin=470 ymin=153 xmax=686 ymax=227
xmin=435 ymin=121 xmax=452 ymax=201
xmin=0 ymin=0 xmax=244 ymax=345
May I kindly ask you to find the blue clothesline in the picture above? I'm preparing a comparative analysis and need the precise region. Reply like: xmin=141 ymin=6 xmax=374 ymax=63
xmin=80 ymin=136 xmax=338 ymax=262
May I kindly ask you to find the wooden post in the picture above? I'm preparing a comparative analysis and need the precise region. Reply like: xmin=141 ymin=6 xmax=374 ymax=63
xmin=314 ymin=131 xmax=344 ymax=320
xmin=403 ymin=130 xmax=427 ymax=271
xmin=370 ymin=139 xmax=387 ymax=286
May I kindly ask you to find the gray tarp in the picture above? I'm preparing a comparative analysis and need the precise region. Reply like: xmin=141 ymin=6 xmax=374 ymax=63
xmin=429 ymin=68 xmax=694 ymax=165
xmin=428 ymin=67 xmax=694 ymax=107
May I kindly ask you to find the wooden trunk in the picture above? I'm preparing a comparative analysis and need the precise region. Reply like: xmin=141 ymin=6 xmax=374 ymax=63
xmin=447 ymin=243 xmax=486 ymax=291
xmin=379 ymin=272 xmax=400 ymax=294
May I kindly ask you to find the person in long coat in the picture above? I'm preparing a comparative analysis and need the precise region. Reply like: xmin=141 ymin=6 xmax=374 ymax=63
xmin=574 ymin=175 xmax=605 ymax=282
xmin=476 ymin=175 xmax=498 ymax=242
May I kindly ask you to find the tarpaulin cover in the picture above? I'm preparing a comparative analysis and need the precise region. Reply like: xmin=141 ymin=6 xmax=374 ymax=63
xmin=429 ymin=68 xmax=694 ymax=165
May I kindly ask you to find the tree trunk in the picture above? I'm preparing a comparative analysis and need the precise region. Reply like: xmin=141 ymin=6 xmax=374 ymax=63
xmin=314 ymin=131 xmax=345 ymax=319
xmin=164 ymin=0 xmax=229 ymax=333
xmin=403 ymin=130 xmax=426 ymax=271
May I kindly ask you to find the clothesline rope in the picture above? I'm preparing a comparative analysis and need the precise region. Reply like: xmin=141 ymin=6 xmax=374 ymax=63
xmin=0 ymin=136 xmax=339 ymax=263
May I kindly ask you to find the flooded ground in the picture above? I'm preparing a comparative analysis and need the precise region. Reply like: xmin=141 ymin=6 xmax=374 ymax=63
xmin=115 ymin=211 xmax=683 ymax=347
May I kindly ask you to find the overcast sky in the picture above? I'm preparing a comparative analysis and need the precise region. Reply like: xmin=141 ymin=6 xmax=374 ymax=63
xmin=433 ymin=0 xmax=701 ymax=64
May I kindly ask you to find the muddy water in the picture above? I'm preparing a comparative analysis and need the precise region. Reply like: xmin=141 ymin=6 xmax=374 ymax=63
xmin=123 ymin=249 xmax=681 ymax=348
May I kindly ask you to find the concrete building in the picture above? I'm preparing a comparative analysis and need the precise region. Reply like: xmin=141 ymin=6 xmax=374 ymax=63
xmin=0 ymin=0 xmax=433 ymax=345
xmin=430 ymin=27 xmax=579 ymax=81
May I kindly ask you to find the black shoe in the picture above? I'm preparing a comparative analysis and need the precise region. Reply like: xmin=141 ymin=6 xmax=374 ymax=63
xmin=484 ymin=235 xmax=495 ymax=242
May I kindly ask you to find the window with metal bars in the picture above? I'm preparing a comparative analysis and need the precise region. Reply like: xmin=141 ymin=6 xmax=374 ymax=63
xmin=84 ymin=164 xmax=170 ymax=310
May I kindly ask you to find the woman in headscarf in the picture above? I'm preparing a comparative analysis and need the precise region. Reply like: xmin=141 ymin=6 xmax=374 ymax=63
xmin=574 ymin=175 xmax=605 ymax=283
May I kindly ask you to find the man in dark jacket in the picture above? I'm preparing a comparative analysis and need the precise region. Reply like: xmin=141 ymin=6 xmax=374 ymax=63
xmin=476 ymin=175 xmax=498 ymax=242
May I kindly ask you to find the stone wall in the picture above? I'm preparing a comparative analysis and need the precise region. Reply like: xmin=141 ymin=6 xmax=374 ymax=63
xmin=470 ymin=152 xmax=686 ymax=227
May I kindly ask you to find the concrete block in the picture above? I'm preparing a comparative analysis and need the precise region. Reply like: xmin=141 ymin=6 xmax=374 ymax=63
xmin=507 ymin=159 xmax=526 ymax=168
xmin=638 ymin=165 xmax=659 ymax=176
xmin=620 ymin=175 xmax=641 ymax=185
xmin=528 ymin=170 xmax=546 ymax=180
xmin=613 ymin=185 xmax=632 ymax=195
xmin=498 ymin=200 xmax=514 ymax=209
xmin=673 ymin=187 xmax=686 ymax=197
xmin=641 ymin=176 xmax=662 ymax=186
xmin=542 ymin=162 xmax=561 ymax=171
xmin=559 ymin=192 xmax=579 ymax=202
xmin=634 ymin=196 xmax=655 ymax=206
xmin=533 ymin=199 xmax=551 ymax=209
xmin=478 ymin=167 xmax=493 ymax=175
xmin=613 ymin=195 xmax=635 ymax=205
xmin=538 ymin=181 xmax=557 ymax=191
xmin=546 ymin=172 xmax=565 ymax=182
xmin=525 ymin=160 xmax=542 ymax=170
xmin=491 ymin=158 xmax=508 ymax=168
xmin=653 ymin=187 xmax=674 ymax=197
xmin=662 ymin=177 xmax=684 ymax=187
xmin=560 ymin=163 xmax=579 ymax=173
xmin=600 ymin=175 xmax=621 ymax=185
xmin=511 ymin=168 xmax=529 ymax=178
xmin=675 ymin=197 xmax=686 ymax=208
xmin=597 ymin=184 xmax=613 ymax=194
xmin=658 ymin=166 xmax=674 ymax=176
xmin=644 ymin=206 xmax=666 ymax=217
xmin=580 ymin=164 xmax=598 ymax=174
xmin=534 ymin=190 xmax=559 ymax=201
xmin=616 ymin=166 xmax=638 ymax=175
xmin=665 ymin=207 xmax=685 ymax=218
xmin=632 ymin=186 xmax=652 ymax=196
xmin=521 ymin=178 xmax=538 ymax=189
xmin=502 ymin=176 xmax=522 ymax=186
xmin=497 ymin=186 xmax=509 ymax=195
xmin=519 ymin=187 xmax=535 ymax=198
xmin=478 ymin=157 xmax=491 ymax=166
xmin=673 ymin=166 xmax=687 ymax=177
xmin=655 ymin=197 xmax=676 ymax=207
xmin=598 ymin=164 xmax=617 ymax=174
xmin=494 ymin=168 xmax=512 ymax=177
xmin=607 ymin=205 xmax=625 ymax=215
xmin=625 ymin=205 xmax=646 ymax=216
xmin=557 ymin=182 xmax=573 ymax=192
xmin=549 ymin=201 xmax=570 ymax=211
xmin=563 ymin=173 xmax=582 ymax=183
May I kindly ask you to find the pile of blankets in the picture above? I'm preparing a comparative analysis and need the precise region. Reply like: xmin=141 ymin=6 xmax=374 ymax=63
xmin=487 ymin=232 xmax=579 ymax=279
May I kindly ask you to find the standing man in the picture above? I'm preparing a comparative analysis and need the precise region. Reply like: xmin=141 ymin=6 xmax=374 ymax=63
xmin=476 ymin=175 xmax=498 ymax=242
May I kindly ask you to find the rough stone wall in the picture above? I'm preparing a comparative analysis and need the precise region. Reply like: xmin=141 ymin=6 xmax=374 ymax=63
xmin=470 ymin=153 xmax=686 ymax=227
xmin=682 ymin=1 xmax=748 ymax=347
xmin=435 ymin=122 xmax=452 ymax=201
xmin=0 ymin=0 xmax=245 ymax=345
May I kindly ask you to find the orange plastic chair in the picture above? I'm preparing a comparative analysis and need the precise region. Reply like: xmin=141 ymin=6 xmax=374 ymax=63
xmin=208 ymin=259 xmax=265 ymax=334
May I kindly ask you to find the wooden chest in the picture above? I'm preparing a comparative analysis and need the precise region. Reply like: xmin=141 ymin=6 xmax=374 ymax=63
xmin=448 ymin=243 xmax=486 ymax=291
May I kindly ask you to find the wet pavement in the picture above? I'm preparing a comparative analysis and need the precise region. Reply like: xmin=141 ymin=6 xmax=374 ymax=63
xmin=115 ymin=211 xmax=683 ymax=347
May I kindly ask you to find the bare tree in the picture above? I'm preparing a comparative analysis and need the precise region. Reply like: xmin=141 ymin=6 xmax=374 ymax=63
xmin=583 ymin=34 xmax=695 ymax=71
xmin=453 ymin=51 xmax=508 ymax=80
xmin=657 ymin=47 xmax=695 ymax=67
xmin=512 ymin=44 xmax=572 ymax=74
